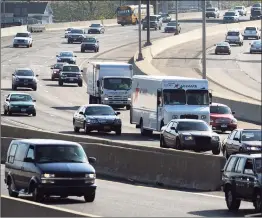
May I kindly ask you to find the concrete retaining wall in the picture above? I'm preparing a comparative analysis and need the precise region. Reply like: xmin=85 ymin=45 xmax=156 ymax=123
xmin=1 ymin=25 xmax=28 ymax=37
xmin=1 ymin=195 xmax=98 ymax=217
xmin=133 ymin=20 xmax=261 ymax=124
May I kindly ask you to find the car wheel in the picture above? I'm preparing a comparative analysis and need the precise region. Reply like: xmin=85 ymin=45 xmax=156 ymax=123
xmin=4 ymin=109 xmax=7 ymax=115
xmin=7 ymin=178 xmax=19 ymax=198
xmin=155 ymin=27 xmax=157 ymax=31
xmin=27 ymin=45 xmax=30 ymax=48
xmin=225 ymin=187 xmax=241 ymax=211
xmin=74 ymin=125 xmax=80 ymax=133
xmin=84 ymin=122 xmax=90 ymax=134
xmin=58 ymin=80 xmax=63 ymax=86
xmin=254 ymin=190 xmax=262 ymax=213
xmin=32 ymin=112 xmax=36 ymax=116
xmin=81 ymin=49 xmax=85 ymax=53
xmin=223 ymin=147 xmax=229 ymax=159
xmin=8 ymin=110 xmax=12 ymax=116
xmin=32 ymin=185 xmax=44 ymax=202
xmin=33 ymin=86 xmax=37 ymax=91
xmin=126 ymin=105 xmax=131 ymax=110
xmin=78 ymin=81 xmax=83 ymax=87
xmin=115 ymin=128 xmax=122 ymax=135
xmin=12 ymin=85 xmax=17 ymax=90
xmin=51 ymin=76 xmax=55 ymax=81
xmin=250 ymin=51 xmax=253 ymax=54
xmin=84 ymin=192 xmax=95 ymax=202
xmin=212 ymin=146 xmax=220 ymax=155
xmin=215 ymin=51 xmax=218 ymax=55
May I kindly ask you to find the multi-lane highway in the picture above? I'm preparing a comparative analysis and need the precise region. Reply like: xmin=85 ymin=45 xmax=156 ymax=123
xmin=1 ymin=165 xmax=259 ymax=217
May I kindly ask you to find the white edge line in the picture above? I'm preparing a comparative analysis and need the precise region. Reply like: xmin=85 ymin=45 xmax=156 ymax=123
xmin=1 ymin=194 xmax=101 ymax=217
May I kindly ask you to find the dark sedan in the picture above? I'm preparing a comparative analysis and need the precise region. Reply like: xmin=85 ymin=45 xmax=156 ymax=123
xmin=160 ymin=119 xmax=221 ymax=155
xmin=50 ymin=63 xmax=66 ymax=80
xmin=3 ymin=92 xmax=36 ymax=116
xmin=222 ymin=129 xmax=262 ymax=159
xmin=73 ymin=104 xmax=122 ymax=135
xmin=215 ymin=42 xmax=231 ymax=55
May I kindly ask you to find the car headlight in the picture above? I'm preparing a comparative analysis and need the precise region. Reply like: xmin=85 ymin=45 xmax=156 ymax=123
xmin=184 ymin=135 xmax=193 ymax=140
xmin=231 ymin=118 xmax=237 ymax=124
xmin=201 ymin=115 xmax=206 ymax=119
xmin=85 ymin=173 xmax=96 ymax=179
xmin=114 ymin=119 xmax=122 ymax=124
xmin=212 ymin=136 xmax=220 ymax=141
xmin=42 ymin=173 xmax=55 ymax=178
xmin=87 ymin=119 xmax=98 ymax=124
xmin=172 ymin=115 xmax=178 ymax=119
xmin=128 ymin=97 xmax=131 ymax=101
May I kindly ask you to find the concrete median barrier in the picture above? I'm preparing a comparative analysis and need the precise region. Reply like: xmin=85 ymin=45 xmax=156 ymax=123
xmin=1 ymin=195 xmax=99 ymax=217
xmin=1 ymin=134 xmax=226 ymax=191
xmin=1 ymin=25 xmax=28 ymax=37
xmin=133 ymin=20 xmax=261 ymax=124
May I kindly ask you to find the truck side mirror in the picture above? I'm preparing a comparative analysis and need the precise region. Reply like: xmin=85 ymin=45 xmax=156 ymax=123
xmin=209 ymin=92 xmax=212 ymax=104
xmin=97 ymin=81 xmax=100 ymax=87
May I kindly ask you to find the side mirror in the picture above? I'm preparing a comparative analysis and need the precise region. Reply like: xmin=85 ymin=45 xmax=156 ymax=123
xmin=33 ymin=99 xmax=36 ymax=102
xmin=88 ymin=157 xmax=96 ymax=164
xmin=12 ymin=74 xmax=14 ymax=76
xmin=116 ymin=111 xmax=120 ymax=115
xmin=74 ymin=55 xmax=77 ymax=57
xmin=24 ymin=157 xmax=34 ymax=162
xmin=36 ymin=75 xmax=39 ymax=77
xmin=56 ymin=55 xmax=58 ymax=57
xmin=232 ymin=111 xmax=235 ymax=114
xmin=97 ymin=80 xmax=100 ymax=87
xmin=79 ymin=111 xmax=84 ymax=115
xmin=6 ymin=99 xmax=9 ymax=102
xmin=81 ymin=70 xmax=83 ymax=72
xmin=50 ymin=67 xmax=53 ymax=69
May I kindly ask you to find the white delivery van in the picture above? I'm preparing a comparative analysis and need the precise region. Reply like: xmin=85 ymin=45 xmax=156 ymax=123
xmin=130 ymin=75 xmax=212 ymax=136
xmin=85 ymin=62 xmax=133 ymax=109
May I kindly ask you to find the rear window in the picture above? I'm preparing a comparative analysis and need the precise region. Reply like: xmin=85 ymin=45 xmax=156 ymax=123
xmin=16 ymin=33 xmax=29 ymax=37
xmin=245 ymin=27 xmax=256 ymax=31
xmin=227 ymin=31 xmax=239 ymax=36
xmin=206 ymin=8 xmax=215 ymax=11
xmin=224 ymin=12 xmax=236 ymax=16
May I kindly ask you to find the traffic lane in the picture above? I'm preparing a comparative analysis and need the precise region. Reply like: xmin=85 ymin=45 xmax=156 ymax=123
xmin=151 ymin=33 xmax=261 ymax=104
xmin=0 ymin=165 xmax=257 ymax=217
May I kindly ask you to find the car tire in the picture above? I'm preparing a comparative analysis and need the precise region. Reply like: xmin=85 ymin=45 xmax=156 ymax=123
xmin=27 ymin=45 xmax=30 ymax=48
xmin=33 ymin=86 xmax=37 ymax=91
xmin=32 ymin=112 xmax=36 ymax=116
xmin=215 ymin=51 xmax=218 ymax=55
xmin=12 ymin=85 xmax=17 ymax=90
xmin=250 ymin=51 xmax=253 ymax=54
xmin=160 ymin=135 xmax=167 ymax=148
xmin=212 ymin=146 xmax=220 ymax=155
xmin=225 ymin=187 xmax=241 ymax=211
xmin=254 ymin=190 xmax=262 ymax=213
xmin=115 ymin=128 xmax=121 ymax=135
xmin=4 ymin=109 xmax=7 ymax=115
xmin=32 ymin=185 xmax=44 ymax=202
xmin=7 ymin=178 xmax=19 ymax=198
xmin=30 ymin=43 xmax=33 ymax=47
xmin=59 ymin=80 xmax=63 ymax=86
xmin=8 ymin=110 xmax=12 ymax=116
xmin=155 ymin=27 xmax=157 ymax=31
xmin=78 ymin=81 xmax=83 ymax=87
xmin=228 ymin=51 xmax=231 ymax=55
xmin=84 ymin=122 xmax=90 ymax=134
xmin=176 ymin=138 xmax=183 ymax=150
xmin=126 ymin=105 xmax=131 ymax=110
xmin=74 ymin=124 xmax=80 ymax=133
xmin=81 ymin=49 xmax=85 ymax=53
xmin=223 ymin=147 xmax=229 ymax=159
xmin=84 ymin=192 xmax=95 ymax=202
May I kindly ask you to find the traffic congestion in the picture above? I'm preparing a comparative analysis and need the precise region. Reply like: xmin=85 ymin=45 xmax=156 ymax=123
xmin=1 ymin=2 xmax=261 ymax=216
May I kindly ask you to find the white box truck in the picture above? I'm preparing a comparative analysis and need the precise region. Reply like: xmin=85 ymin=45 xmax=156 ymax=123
xmin=130 ymin=75 xmax=212 ymax=136
xmin=85 ymin=62 xmax=133 ymax=109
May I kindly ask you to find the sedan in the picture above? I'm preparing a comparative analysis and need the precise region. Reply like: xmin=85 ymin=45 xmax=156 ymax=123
xmin=3 ymin=92 xmax=36 ymax=116
xmin=214 ymin=42 xmax=231 ymax=55
xmin=73 ymin=104 xmax=122 ymax=135
xmin=88 ymin=24 xmax=105 ymax=34
xmin=222 ymin=129 xmax=262 ymax=159
xmin=160 ymin=119 xmax=221 ymax=155
xmin=56 ymin=51 xmax=77 ymax=64
xmin=250 ymin=40 xmax=262 ymax=53
xmin=164 ymin=21 xmax=181 ymax=34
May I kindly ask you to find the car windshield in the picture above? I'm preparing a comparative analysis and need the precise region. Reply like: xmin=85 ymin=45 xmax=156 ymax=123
xmin=235 ymin=6 xmax=243 ymax=10
xmin=253 ymin=3 xmax=261 ymax=7
xmin=70 ymin=29 xmax=83 ymax=34
xmin=224 ymin=12 xmax=236 ymax=16
xmin=53 ymin=64 xmax=64 ymax=69
xmin=10 ymin=94 xmax=32 ymax=102
xmin=149 ymin=16 xmax=157 ymax=21
xmin=227 ymin=31 xmax=239 ymax=36
xmin=15 ymin=70 xmax=34 ymax=76
xmin=35 ymin=145 xmax=87 ymax=163
xmin=167 ymin=22 xmax=176 ymax=26
xmin=66 ymin=28 xmax=73 ymax=31
xmin=90 ymin=24 xmax=100 ymax=27
xmin=15 ymin=33 xmax=29 ymax=37
xmin=104 ymin=78 xmax=131 ymax=90
xmin=206 ymin=8 xmax=215 ymax=11
xmin=241 ymin=130 xmax=262 ymax=141
xmin=83 ymin=37 xmax=96 ymax=43
xmin=160 ymin=14 xmax=169 ymax=17
xmin=63 ymin=66 xmax=80 ymax=72
xmin=85 ymin=106 xmax=115 ymax=116
xmin=210 ymin=105 xmax=231 ymax=114
xmin=245 ymin=27 xmax=257 ymax=31
xmin=60 ymin=52 xmax=73 ymax=57
xmin=186 ymin=90 xmax=209 ymax=105
xmin=177 ymin=121 xmax=210 ymax=131
xmin=255 ymin=158 xmax=262 ymax=173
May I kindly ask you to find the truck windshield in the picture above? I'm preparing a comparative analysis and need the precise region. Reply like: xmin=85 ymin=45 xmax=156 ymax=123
xmin=104 ymin=78 xmax=131 ymax=90
xmin=163 ymin=89 xmax=209 ymax=105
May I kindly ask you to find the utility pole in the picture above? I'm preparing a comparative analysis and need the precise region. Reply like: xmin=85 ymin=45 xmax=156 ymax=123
xmin=175 ymin=0 xmax=178 ymax=35
xmin=202 ymin=0 xmax=207 ymax=79
xmin=137 ymin=0 xmax=143 ymax=61
xmin=145 ymin=0 xmax=151 ymax=46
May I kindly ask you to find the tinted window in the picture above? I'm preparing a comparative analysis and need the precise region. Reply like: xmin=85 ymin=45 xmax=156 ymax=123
xmin=206 ymin=8 xmax=215 ymax=11
xmin=63 ymin=66 xmax=80 ymax=72
xmin=227 ymin=31 xmax=240 ymax=36
xmin=235 ymin=7 xmax=243 ymax=10
xmin=186 ymin=90 xmax=209 ymax=105
xmin=167 ymin=22 xmax=176 ymax=26
xmin=225 ymin=156 xmax=238 ymax=172
xmin=15 ymin=143 xmax=29 ymax=161
xmin=245 ymin=27 xmax=256 ymax=31
xmin=85 ymin=106 xmax=115 ymax=116
xmin=224 ymin=12 xmax=236 ymax=16
xmin=210 ymin=105 xmax=231 ymax=114
xmin=26 ymin=147 xmax=35 ymax=159
xmin=104 ymin=78 xmax=132 ymax=90
xmin=66 ymin=28 xmax=73 ymax=31
xmin=149 ymin=16 xmax=157 ymax=21
xmin=229 ymin=130 xmax=237 ymax=140
xmin=90 ymin=24 xmax=100 ymax=27
xmin=234 ymin=157 xmax=246 ymax=173
xmin=10 ymin=94 xmax=32 ymax=102
xmin=177 ymin=121 xmax=210 ymax=131
xmin=253 ymin=41 xmax=261 ymax=45
xmin=8 ymin=144 xmax=18 ymax=163
xmin=242 ymin=130 xmax=261 ymax=141
xmin=83 ymin=37 xmax=96 ymax=43
xmin=60 ymin=52 xmax=73 ymax=57
xmin=15 ymin=70 xmax=34 ymax=76
xmin=70 ymin=29 xmax=83 ymax=34
xmin=16 ymin=33 xmax=29 ymax=37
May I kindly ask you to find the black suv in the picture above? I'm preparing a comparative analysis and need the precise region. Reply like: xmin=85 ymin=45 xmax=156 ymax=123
xmin=221 ymin=153 xmax=262 ymax=213
xmin=4 ymin=139 xmax=97 ymax=202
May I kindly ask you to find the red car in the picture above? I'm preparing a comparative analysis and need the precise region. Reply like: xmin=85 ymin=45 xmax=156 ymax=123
xmin=210 ymin=103 xmax=237 ymax=132
xmin=50 ymin=63 xmax=66 ymax=80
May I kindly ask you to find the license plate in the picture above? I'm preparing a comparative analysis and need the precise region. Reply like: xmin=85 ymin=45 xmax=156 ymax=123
xmin=221 ymin=124 xmax=227 ymax=128
xmin=21 ymin=108 xmax=26 ymax=112
xmin=69 ymin=78 xmax=74 ymax=81
xmin=104 ymin=126 xmax=110 ymax=130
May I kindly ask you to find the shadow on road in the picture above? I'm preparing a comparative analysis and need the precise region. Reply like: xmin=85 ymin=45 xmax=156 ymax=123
xmin=188 ymin=209 xmax=259 ymax=217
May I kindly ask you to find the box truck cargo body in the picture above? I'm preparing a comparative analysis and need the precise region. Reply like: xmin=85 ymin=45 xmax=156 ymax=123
xmin=85 ymin=62 xmax=133 ymax=109
xmin=130 ymin=75 xmax=212 ymax=135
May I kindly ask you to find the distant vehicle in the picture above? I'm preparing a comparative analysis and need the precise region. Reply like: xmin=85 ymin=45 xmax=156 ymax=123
xmin=142 ymin=15 xmax=162 ymax=30
xmin=225 ymin=30 xmax=243 ymax=46
xmin=159 ymin=13 xmax=172 ymax=23
xmin=116 ymin=4 xmax=154 ymax=26
xmin=88 ymin=24 xmax=105 ymax=34
xmin=234 ymin=6 xmax=247 ymax=16
xmin=164 ymin=20 xmax=181 ymax=34
xmin=50 ymin=63 xmax=66 ymax=80
xmin=160 ymin=119 xmax=221 ymax=155
xmin=223 ymin=11 xmax=240 ymax=23
xmin=250 ymin=3 xmax=262 ymax=20
xmin=210 ymin=103 xmax=237 ymax=132
xmin=13 ymin=32 xmax=33 ymax=48
xmin=67 ymin=29 xmax=86 ymax=44
xmin=86 ymin=62 xmax=133 ymax=109
xmin=249 ymin=40 xmax=262 ymax=54
xmin=81 ymin=36 xmax=99 ymax=53
xmin=214 ymin=42 xmax=231 ymax=55
xmin=65 ymin=27 xmax=74 ymax=38
xmin=12 ymin=68 xmax=38 ymax=91
xmin=130 ymin=75 xmax=212 ymax=136
xmin=73 ymin=104 xmax=122 ymax=135
xmin=221 ymin=153 xmax=262 ymax=213
xmin=3 ymin=92 xmax=36 ymax=116
xmin=56 ymin=51 xmax=76 ymax=64
xmin=221 ymin=129 xmax=262 ymax=158
xmin=243 ymin=26 xmax=261 ymax=39
xmin=58 ymin=64 xmax=83 ymax=87
xmin=205 ymin=7 xmax=220 ymax=18
xmin=4 ymin=139 xmax=97 ymax=202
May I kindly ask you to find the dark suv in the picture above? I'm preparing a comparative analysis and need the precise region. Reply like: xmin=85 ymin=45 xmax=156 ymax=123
xmin=221 ymin=153 xmax=262 ymax=213
xmin=12 ymin=68 xmax=38 ymax=91
xmin=4 ymin=139 xmax=97 ymax=203
xmin=59 ymin=64 xmax=83 ymax=87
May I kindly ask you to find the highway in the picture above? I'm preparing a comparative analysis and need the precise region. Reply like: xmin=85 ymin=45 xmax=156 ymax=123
xmin=1 ymin=19 xmax=228 ymax=151
xmin=1 ymin=165 xmax=259 ymax=217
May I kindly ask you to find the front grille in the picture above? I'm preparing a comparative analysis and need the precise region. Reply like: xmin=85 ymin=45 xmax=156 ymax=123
xmin=17 ymin=40 xmax=25 ymax=43
xmin=63 ymin=73 xmax=77 ymax=77
xmin=98 ymin=119 xmax=114 ymax=124
xmin=55 ymin=173 xmax=86 ymax=178
xmin=55 ymin=180 xmax=86 ymax=186
xmin=180 ymin=114 xmax=198 ymax=119
xmin=215 ymin=118 xmax=231 ymax=124
xmin=194 ymin=136 xmax=211 ymax=146
xmin=15 ymin=105 xmax=30 ymax=109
